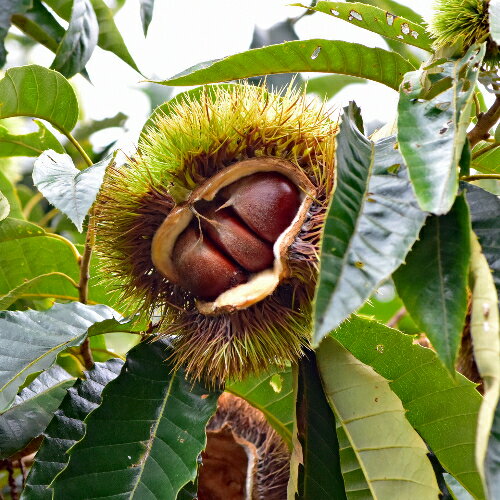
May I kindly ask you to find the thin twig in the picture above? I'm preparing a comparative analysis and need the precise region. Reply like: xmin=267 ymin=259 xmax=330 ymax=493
xmin=387 ymin=306 xmax=407 ymax=328
xmin=6 ymin=460 xmax=17 ymax=500
xmin=461 ymin=173 xmax=500 ymax=181
xmin=22 ymin=192 xmax=43 ymax=219
xmin=78 ymin=213 xmax=96 ymax=369
xmin=467 ymin=95 xmax=500 ymax=148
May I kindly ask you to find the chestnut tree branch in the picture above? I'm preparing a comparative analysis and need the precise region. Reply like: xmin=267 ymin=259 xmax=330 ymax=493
xmin=467 ymin=94 xmax=500 ymax=148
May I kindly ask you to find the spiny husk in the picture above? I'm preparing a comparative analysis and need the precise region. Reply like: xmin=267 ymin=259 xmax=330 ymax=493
xmin=200 ymin=393 xmax=290 ymax=500
xmin=428 ymin=0 xmax=498 ymax=66
xmin=94 ymin=83 xmax=337 ymax=382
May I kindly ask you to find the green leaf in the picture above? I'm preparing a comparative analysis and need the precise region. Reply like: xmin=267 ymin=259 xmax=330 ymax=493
xmin=346 ymin=0 xmax=425 ymax=25
xmin=486 ymin=400 xmax=500 ymax=499
xmin=0 ymin=190 xmax=9 ymax=221
xmin=313 ymin=105 xmax=427 ymax=344
xmin=0 ymin=65 xmax=79 ymax=134
xmin=305 ymin=74 xmax=367 ymax=100
xmin=0 ymin=0 xmax=31 ymax=67
xmin=464 ymin=184 xmax=500 ymax=299
xmin=300 ymin=2 xmax=432 ymax=51
xmin=227 ymin=367 xmax=294 ymax=449
xmin=140 ymin=0 xmax=154 ymax=36
xmin=397 ymin=45 xmax=485 ymax=214
xmin=490 ymin=0 xmax=500 ymax=44
xmin=11 ymin=0 xmax=65 ymax=54
xmin=44 ymin=0 xmax=140 ymax=73
xmin=0 ymin=171 xmax=23 ymax=219
xmin=331 ymin=315 xmax=485 ymax=499
xmin=0 ymin=120 xmax=64 ymax=157
xmin=393 ymin=195 xmax=471 ymax=373
xmin=156 ymin=39 xmax=415 ymax=91
xmin=50 ymin=0 xmax=98 ymax=78
xmin=472 ymin=144 xmax=500 ymax=175
xmin=293 ymin=351 xmax=346 ymax=499
xmin=22 ymin=359 xmax=123 ymax=500
xmin=33 ymin=150 xmax=109 ymax=231
xmin=0 ymin=272 xmax=79 ymax=310
xmin=469 ymin=233 xmax=500 ymax=489
xmin=0 ymin=366 xmax=75 ymax=458
xmin=317 ymin=336 xmax=440 ymax=498
xmin=51 ymin=339 xmax=221 ymax=499
xmin=0 ymin=301 xmax=119 ymax=411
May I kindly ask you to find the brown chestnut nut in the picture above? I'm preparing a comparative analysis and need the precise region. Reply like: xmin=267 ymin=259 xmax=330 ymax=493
xmin=172 ymin=226 xmax=247 ymax=300
xmin=220 ymin=172 xmax=301 ymax=243
xmin=199 ymin=203 xmax=274 ymax=273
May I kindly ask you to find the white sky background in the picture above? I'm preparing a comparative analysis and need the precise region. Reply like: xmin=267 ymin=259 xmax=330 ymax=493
xmin=8 ymin=0 xmax=437 ymax=152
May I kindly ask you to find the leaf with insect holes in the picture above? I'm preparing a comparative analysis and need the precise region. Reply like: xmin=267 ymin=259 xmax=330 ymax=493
xmin=297 ymin=2 xmax=433 ymax=51
xmin=33 ymin=150 xmax=110 ymax=232
xmin=156 ymin=39 xmax=415 ymax=90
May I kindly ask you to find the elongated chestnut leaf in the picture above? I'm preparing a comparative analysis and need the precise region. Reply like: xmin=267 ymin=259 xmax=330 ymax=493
xmin=0 ymin=120 xmax=64 ymax=157
xmin=140 ymin=0 xmax=155 ymax=36
xmin=44 ymin=0 xmax=140 ymax=73
xmin=51 ymin=340 xmax=221 ymax=499
xmin=397 ymin=45 xmax=485 ymax=214
xmin=464 ymin=183 xmax=500 ymax=301
xmin=299 ymin=1 xmax=432 ymax=51
xmin=469 ymin=234 xmax=500 ymax=493
xmin=490 ymin=0 xmax=500 ymax=44
xmin=393 ymin=194 xmax=471 ymax=374
xmin=317 ymin=337 xmax=440 ymax=498
xmin=346 ymin=0 xmax=425 ymax=25
xmin=50 ymin=0 xmax=98 ymax=78
xmin=0 ymin=302 xmax=123 ymax=412
xmin=22 ymin=359 xmax=123 ymax=500
xmin=486 ymin=400 xmax=500 ymax=499
xmin=227 ymin=367 xmax=294 ymax=448
xmin=0 ymin=65 xmax=79 ymax=134
xmin=156 ymin=39 xmax=415 ymax=90
xmin=331 ymin=315 xmax=485 ymax=498
xmin=289 ymin=351 xmax=346 ymax=499
xmin=313 ymin=104 xmax=426 ymax=344
xmin=0 ymin=366 xmax=75 ymax=459
xmin=33 ymin=150 xmax=110 ymax=231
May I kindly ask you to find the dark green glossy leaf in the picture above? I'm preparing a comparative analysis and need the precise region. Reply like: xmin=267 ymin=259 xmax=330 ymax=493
xmin=0 ymin=171 xmax=23 ymax=219
xmin=393 ymin=195 xmax=471 ymax=373
xmin=301 ymin=2 xmax=432 ymax=51
xmin=51 ymin=340 xmax=221 ymax=499
xmin=227 ymin=367 xmax=293 ymax=448
xmin=156 ymin=39 xmax=415 ymax=90
xmin=0 ymin=302 xmax=120 ymax=411
xmin=397 ymin=45 xmax=485 ymax=214
xmin=50 ymin=0 xmax=98 ymax=78
xmin=11 ymin=0 xmax=65 ymax=54
xmin=464 ymin=183 xmax=500 ymax=300
xmin=0 ymin=0 xmax=31 ymax=67
xmin=140 ymin=0 xmax=154 ymax=36
xmin=331 ymin=315 xmax=485 ymax=499
xmin=292 ymin=351 xmax=346 ymax=499
xmin=33 ymin=150 xmax=109 ymax=231
xmin=305 ymin=74 xmax=366 ymax=100
xmin=0 ymin=366 xmax=74 ymax=458
xmin=313 ymin=105 xmax=427 ymax=344
xmin=0 ymin=120 xmax=64 ymax=157
xmin=317 ymin=337 xmax=439 ymax=498
xmin=21 ymin=359 xmax=124 ymax=500
xmin=0 ymin=65 xmax=79 ymax=133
